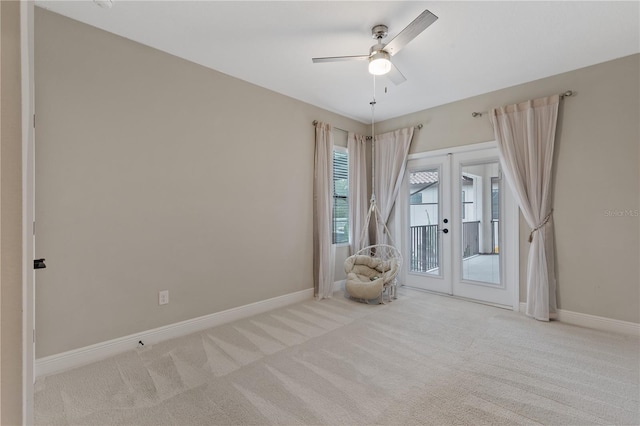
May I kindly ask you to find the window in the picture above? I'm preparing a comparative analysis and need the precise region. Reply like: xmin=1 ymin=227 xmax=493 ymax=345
xmin=461 ymin=175 xmax=474 ymax=221
xmin=491 ymin=177 xmax=500 ymax=221
xmin=332 ymin=148 xmax=349 ymax=244
xmin=410 ymin=192 xmax=423 ymax=205
xmin=491 ymin=176 xmax=500 ymax=254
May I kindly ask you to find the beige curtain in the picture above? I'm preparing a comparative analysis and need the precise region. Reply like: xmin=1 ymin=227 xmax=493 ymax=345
xmin=373 ymin=127 xmax=414 ymax=245
xmin=347 ymin=132 xmax=369 ymax=252
xmin=313 ymin=122 xmax=336 ymax=299
xmin=490 ymin=95 xmax=559 ymax=321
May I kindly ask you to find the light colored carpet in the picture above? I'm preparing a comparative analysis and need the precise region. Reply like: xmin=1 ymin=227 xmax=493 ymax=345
xmin=35 ymin=288 xmax=639 ymax=425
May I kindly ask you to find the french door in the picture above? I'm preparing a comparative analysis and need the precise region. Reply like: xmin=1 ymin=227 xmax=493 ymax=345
xmin=401 ymin=144 xmax=518 ymax=309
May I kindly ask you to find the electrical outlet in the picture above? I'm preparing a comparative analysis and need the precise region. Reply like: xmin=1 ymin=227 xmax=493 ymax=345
xmin=159 ymin=290 xmax=169 ymax=305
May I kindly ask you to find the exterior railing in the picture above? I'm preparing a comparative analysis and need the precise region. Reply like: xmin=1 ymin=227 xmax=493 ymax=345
xmin=462 ymin=221 xmax=480 ymax=258
xmin=410 ymin=221 xmax=482 ymax=273
xmin=410 ymin=225 xmax=439 ymax=272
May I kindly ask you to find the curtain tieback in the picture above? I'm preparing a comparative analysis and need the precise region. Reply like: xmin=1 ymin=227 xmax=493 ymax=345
xmin=529 ymin=209 xmax=554 ymax=243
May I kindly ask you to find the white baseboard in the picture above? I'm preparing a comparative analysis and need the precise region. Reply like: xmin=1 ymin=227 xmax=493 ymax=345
xmin=333 ymin=279 xmax=345 ymax=292
xmin=519 ymin=303 xmax=639 ymax=335
xmin=36 ymin=288 xmax=314 ymax=378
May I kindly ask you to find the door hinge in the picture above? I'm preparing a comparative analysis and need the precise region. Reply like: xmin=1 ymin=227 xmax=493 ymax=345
xmin=33 ymin=329 xmax=36 ymax=343
xmin=33 ymin=221 xmax=36 ymax=236
xmin=33 ymin=114 xmax=36 ymax=128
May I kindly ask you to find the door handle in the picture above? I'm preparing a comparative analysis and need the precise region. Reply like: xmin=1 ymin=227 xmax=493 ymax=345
xmin=34 ymin=258 xmax=46 ymax=269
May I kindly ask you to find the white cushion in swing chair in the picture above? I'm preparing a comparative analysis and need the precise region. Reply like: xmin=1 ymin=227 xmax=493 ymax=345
xmin=345 ymin=273 xmax=384 ymax=300
xmin=343 ymin=254 xmax=398 ymax=300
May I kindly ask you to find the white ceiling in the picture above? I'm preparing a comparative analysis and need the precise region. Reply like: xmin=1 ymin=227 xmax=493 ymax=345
xmin=35 ymin=1 xmax=640 ymax=123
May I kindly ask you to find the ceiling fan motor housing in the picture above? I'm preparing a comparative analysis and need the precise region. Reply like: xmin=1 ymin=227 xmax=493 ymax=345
xmin=369 ymin=44 xmax=388 ymax=56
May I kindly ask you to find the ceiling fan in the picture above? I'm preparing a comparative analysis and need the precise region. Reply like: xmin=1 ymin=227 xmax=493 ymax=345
xmin=312 ymin=9 xmax=438 ymax=85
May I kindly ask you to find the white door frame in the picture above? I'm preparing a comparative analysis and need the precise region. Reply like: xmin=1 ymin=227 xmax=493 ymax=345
xmin=401 ymin=153 xmax=452 ymax=294
xmin=398 ymin=141 xmax=519 ymax=311
xmin=21 ymin=1 xmax=35 ymax=423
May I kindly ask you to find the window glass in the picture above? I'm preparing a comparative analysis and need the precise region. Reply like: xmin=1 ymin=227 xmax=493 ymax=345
xmin=333 ymin=149 xmax=349 ymax=244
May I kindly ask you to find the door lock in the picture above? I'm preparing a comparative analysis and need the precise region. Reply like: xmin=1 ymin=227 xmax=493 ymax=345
xmin=34 ymin=258 xmax=46 ymax=269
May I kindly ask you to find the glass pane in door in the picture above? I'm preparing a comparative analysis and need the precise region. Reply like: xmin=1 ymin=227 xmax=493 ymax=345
xmin=460 ymin=162 xmax=500 ymax=284
xmin=409 ymin=169 xmax=440 ymax=275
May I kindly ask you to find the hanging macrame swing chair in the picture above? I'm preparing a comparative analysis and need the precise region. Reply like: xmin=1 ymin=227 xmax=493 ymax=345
xmin=343 ymin=92 xmax=402 ymax=304
xmin=343 ymin=198 xmax=402 ymax=304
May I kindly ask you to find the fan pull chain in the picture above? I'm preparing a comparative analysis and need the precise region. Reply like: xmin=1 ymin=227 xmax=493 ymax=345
xmin=370 ymin=75 xmax=376 ymax=204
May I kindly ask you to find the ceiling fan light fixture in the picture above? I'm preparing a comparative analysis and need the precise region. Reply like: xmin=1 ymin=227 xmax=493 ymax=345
xmin=368 ymin=51 xmax=391 ymax=75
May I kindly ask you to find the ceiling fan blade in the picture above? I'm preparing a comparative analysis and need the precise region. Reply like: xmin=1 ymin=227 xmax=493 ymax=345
xmin=384 ymin=9 xmax=438 ymax=56
xmin=312 ymin=55 xmax=369 ymax=63
xmin=387 ymin=62 xmax=407 ymax=85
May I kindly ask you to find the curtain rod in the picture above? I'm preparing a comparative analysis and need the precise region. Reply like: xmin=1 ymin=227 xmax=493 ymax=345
xmin=312 ymin=120 xmax=423 ymax=133
xmin=471 ymin=90 xmax=574 ymax=117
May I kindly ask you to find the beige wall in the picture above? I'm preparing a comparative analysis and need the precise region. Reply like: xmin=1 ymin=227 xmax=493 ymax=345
xmin=378 ymin=54 xmax=640 ymax=323
xmin=1 ymin=0 xmax=24 ymax=424
xmin=35 ymin=7 xmax=639 ymax=361
xmin=34 ymin=9 xmax=368 ymax=358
